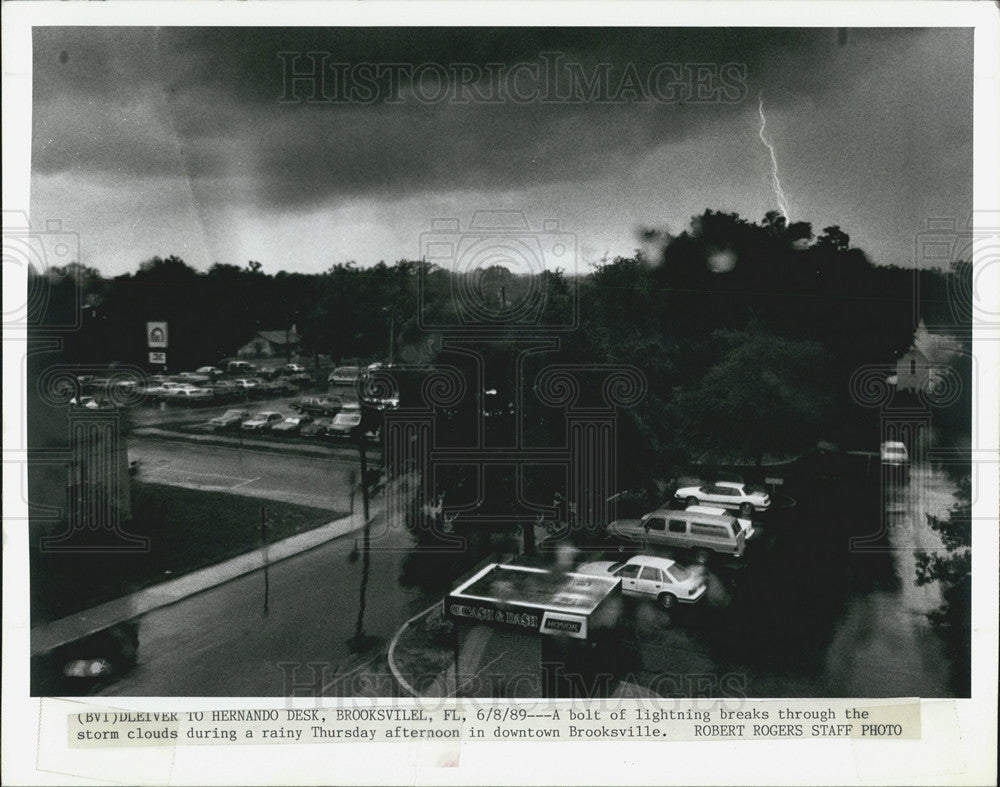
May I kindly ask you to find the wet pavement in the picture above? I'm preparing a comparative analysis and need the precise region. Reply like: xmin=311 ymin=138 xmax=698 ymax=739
xmin=129 ymin=436 xmax=359 ymax=511
xmin=39 ymin=456 xmax=958 ymax=698
xmin=90 ymin=511 xmax=432 ymax=696
xmin=611 ymin=464 xmax=955 ymax=697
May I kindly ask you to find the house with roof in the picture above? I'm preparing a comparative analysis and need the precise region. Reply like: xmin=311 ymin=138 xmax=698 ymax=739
xmin=236 ymin=325 xmax=300 ymax=359
xmin=892 ymin=320 xmax=960 ymax=393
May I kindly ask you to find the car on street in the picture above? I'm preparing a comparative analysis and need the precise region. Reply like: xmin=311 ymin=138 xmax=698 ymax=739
xmin=674 ymin=480 xmax=771 ymax=516
xmin=208 ymin=409 xmax=252 ymax=431
xmin=326 ymin=407 xmax=363 ymax=439
xmin=241 ymin=411 xmax=284 ymax=432
xmin=576 ymin=555 xmax=707 ymax=609
xmin=271 ymin=415 xmax=314 ymax=434
xmin=300 ymin=417 xmax=334 ymax=438
xmin=195 ymin=366 xmax=224 ymax=377
xmin=880 ymin=440 xmax=909 ymax=466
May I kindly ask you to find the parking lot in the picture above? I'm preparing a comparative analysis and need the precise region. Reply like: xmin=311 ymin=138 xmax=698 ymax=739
xmin=561 ymin=463 xmax=956 ymax=698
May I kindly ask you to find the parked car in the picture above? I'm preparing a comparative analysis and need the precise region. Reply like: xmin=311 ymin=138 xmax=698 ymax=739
xmin=282 ymin=363 xmax=306 ymax=374
xmin=177 ymin=371 xmax=211 ymax=384
xmin=328 ymin=366 xmax=361 ymax=386
xmin=880 ymin=440 xmax=909 ymax=466
xmin=208 ymin=409 xmax=252 ymax=431
xmin=286 ymin=372 xmax=314 ymax=387
xmin=300 ymin=417 xmax=334 ymax=438
xmin=69 ymin=396 xmax=101 ymax=409
xmin=211 ymin=380 xmax=240 ymax=399
xmin=326 ymin=408 xmax=363 ymax=439
xmin=674 ymin=481 xmax=771 ymax=516
xmin=161 ymin=383 xmax=202 ymax=397
xmin=293 ymin=396 xmax=342 ymax=416
xmin=576 ymin=555 xmax=707 ymax=609
xmin=195 ymin=366 xmax=224 ymax=377
xmin=231 ymin=378 xmax=261 ymax=392
xmin=137 ymin=382 xmax=168 ymax=398
xmin=271 ymin=415 xmax=314 ymax=434
xmin=167 ymin=387 xmax=215 ymax=403
xmin=608 ymin=507 xmax=749 ymax=564
xmin=685 ymin=505 xmax=756 ymax=539
xmin=227 ymin=361 xmax=256 ymax=374
xmin=264 ymin=376 xmax=300 ymax=396
xmin=241 ymin=411 xmax=284 ymax=432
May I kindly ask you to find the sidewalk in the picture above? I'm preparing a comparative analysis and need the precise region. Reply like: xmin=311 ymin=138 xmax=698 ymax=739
xmin=31 ymin=502 xmax=380 ymax=656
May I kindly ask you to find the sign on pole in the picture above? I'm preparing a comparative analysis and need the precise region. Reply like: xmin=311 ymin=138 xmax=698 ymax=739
xmin=146 ymin=321 xmax=168 ymax=348
xmin=148 ymin=351 xmax=167 ymax=365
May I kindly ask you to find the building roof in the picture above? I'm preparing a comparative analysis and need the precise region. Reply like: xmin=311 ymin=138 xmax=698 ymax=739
xmin=450 ymin=563 xmax=618 ymax=615
xmin=255 ymin=328 xmax=299 ymax=345
xmin=908 ymin=320 xmax=960 ymax=366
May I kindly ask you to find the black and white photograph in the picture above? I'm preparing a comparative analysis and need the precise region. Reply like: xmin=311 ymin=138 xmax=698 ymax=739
xmin=3 ymin=4 xmax=998 ymax=785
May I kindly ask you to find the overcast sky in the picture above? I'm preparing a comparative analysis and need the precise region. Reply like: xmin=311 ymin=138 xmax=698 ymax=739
xmin=31 ymin=27 xmax=972 ymax=276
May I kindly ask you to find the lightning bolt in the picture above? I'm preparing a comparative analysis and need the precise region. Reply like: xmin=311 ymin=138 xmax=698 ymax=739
xmin=757 ymin=92 xmax=790 ymax=223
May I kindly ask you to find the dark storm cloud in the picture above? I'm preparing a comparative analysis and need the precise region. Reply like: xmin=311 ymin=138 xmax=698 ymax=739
xmin=28 ymin=28 xmax=865 ymax=195
xmin=32 ymin=26 xmax=969 ymax=223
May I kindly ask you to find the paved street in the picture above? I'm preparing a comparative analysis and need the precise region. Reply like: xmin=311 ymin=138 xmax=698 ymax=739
xmin=98 ymin=510 xmax=432 ymax=696
xmin=130 ymin=436 xmax=361 ymax=511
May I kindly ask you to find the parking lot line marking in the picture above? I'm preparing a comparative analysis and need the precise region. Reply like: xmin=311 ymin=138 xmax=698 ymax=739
xmin=230 ymin=476 xmax=261 ymax=489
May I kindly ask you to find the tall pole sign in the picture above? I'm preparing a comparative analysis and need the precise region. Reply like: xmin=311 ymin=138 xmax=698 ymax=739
xmin=146 ymin=321 xmax=168 ymax=370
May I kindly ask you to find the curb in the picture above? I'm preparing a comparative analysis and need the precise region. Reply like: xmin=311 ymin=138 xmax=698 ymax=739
xmin=31 ymin=503 xmax=380 ymax=657
xmin=386 ymin=601 xmax=444 ymax=698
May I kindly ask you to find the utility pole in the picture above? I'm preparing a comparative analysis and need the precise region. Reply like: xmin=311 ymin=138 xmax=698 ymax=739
xmin=389 ymin=312 xmax=395 ymax=367
xmin=350 ymin=428 xmax=372 ymax=651
xmin=261 ymin=505 xmax=270 ymax=615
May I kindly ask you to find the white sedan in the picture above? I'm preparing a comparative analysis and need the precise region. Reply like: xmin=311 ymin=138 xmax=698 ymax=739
xmin=576 ymin=555 xmax=706 ymax=609
xmin=675 ymin=481 xmax=770 ymax=515
xmin=241 ymin=411 xmax=284 ymax=432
